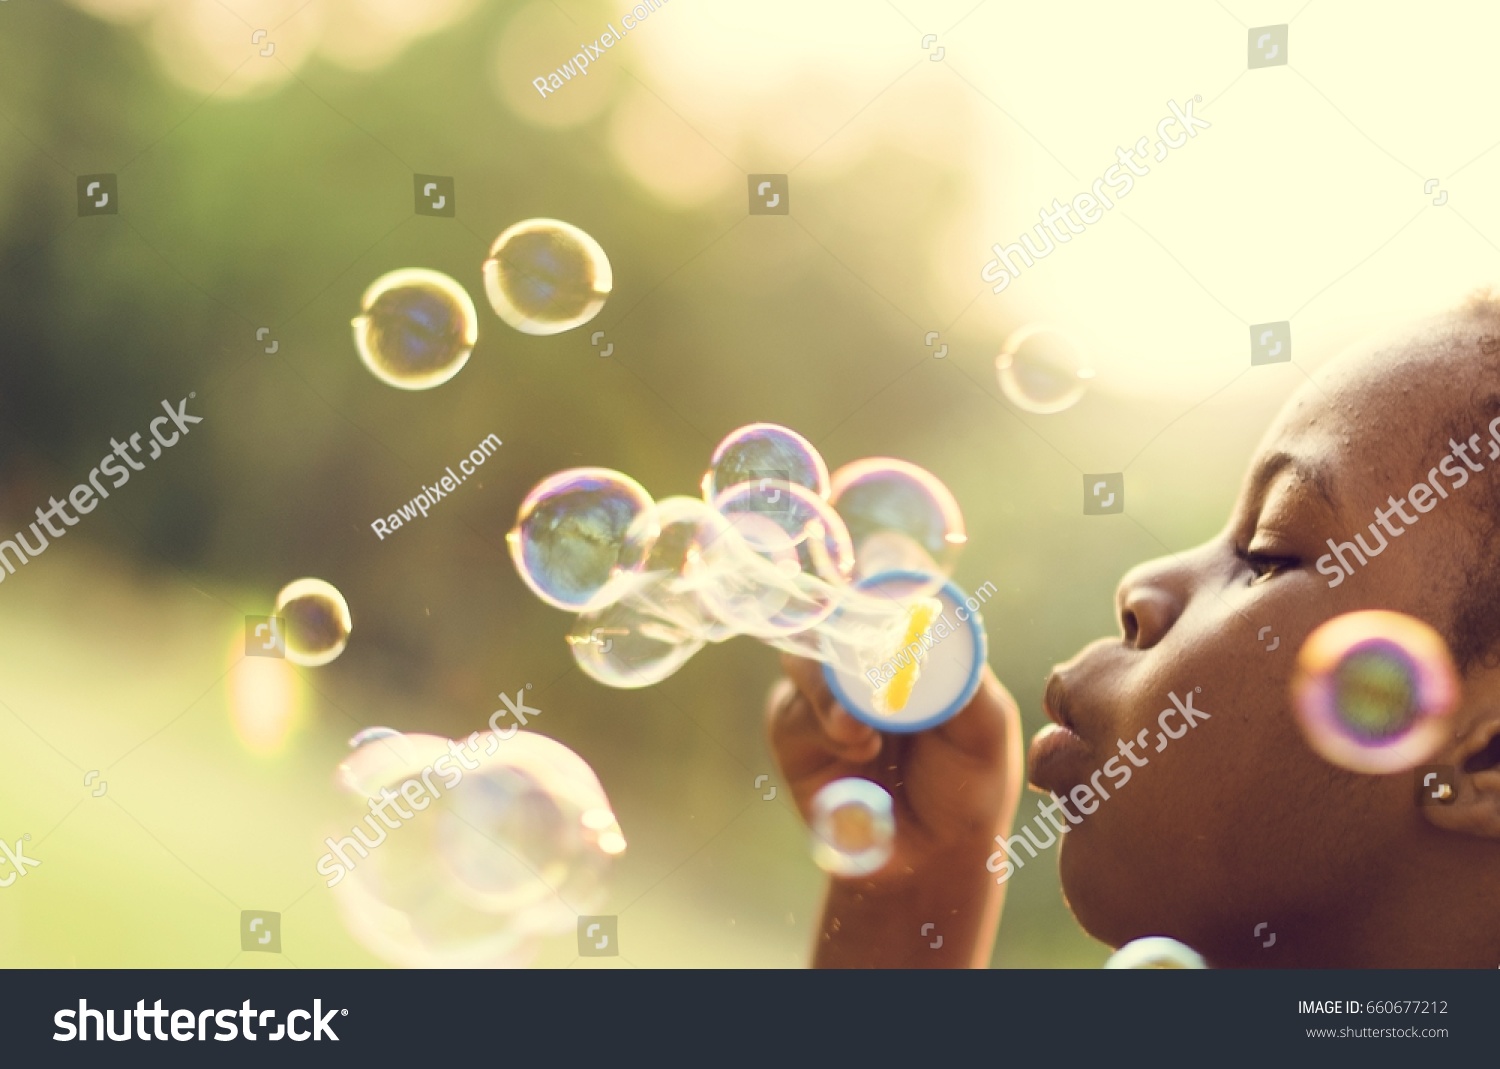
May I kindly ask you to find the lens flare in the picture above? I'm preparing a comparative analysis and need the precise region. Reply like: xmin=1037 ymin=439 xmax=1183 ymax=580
xmin=994 ymin=324 xmax=1094 ymax=415
xmin=352 ymin=268 xmax=478 ymax=390
xmin=1104 ymin=937 xmax=1207 ymax=969
xmin=482 ymin=218 xmax=612 ymax=335
xmin=273 ymin=578 xmax=353 ymax=667
xmin=508 ymin=468 xmax=653 ymax=611
xmin=227 ymin=630 xmax=304 ymax=754
xmin=1292 ymin=611 xmax=1459 ymax=774
xmin=330 ymin=730 xmax=623 ymax=968
xmin=701 ymin=423 xmax=831 ymax=503
xmin=829 ymin=458 xmax=965 ymax=585
xmin=809 ymin=778 xmax=895 ymax=877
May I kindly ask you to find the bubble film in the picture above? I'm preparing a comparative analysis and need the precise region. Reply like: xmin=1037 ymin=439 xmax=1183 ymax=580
xmin=1104 ymin=937 xmax=1207 ymax=969
xmin=273 ymin=577 xmax=352 ymax=667
xmin=1291 ymin=610 xmax=1459 ymax=774
xmin=568 ymin=575 xmax=706 ymax=688
xmin=482 ymin=218 xmax=612 ymax=335
xmin=351 ymin=268 xmax=478 ymax=390
xmin=508 ymin=468 xmax=653 ymax=611
xmin=712 ymin=479 xmax=854 ymax=582
xmin=701 ymin=423 xmax=831 ymax=503
xmin=829 ymin=458 xmax=966 ymax=584
xmin=330 ymin=730 xmax=623 ymax=968
xmin=994 ymin=324 xmax=1094 ymax=415
xmin=809 ymin=778 xmax=895 ymax=877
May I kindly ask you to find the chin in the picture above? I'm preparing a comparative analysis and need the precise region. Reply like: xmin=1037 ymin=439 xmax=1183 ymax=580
xmin=1057 ymin=833 xmax=1196 ymax=953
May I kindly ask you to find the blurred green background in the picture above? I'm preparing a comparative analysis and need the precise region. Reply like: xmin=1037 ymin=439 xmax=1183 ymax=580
xmin=0 ymin=0 xmax=1388 ymax=968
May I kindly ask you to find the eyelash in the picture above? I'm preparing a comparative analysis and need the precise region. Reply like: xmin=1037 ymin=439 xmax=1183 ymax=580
xmin=1241 ymin=549 xmax=1297 ymax=585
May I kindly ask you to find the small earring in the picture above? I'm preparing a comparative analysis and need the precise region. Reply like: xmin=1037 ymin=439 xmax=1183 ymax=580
xmin=1436 ymin=783 xmax=1454 ymax=801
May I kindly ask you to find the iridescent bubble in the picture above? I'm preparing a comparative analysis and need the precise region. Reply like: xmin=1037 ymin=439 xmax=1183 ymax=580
xmin=1104 ymin=937 xmax=1207 ymax=969
xmin=995 ymin=324 xmax=1094 ymax=415
xmin=829 ymin=459 xmax=966 ymax=584
xmin=508 ymin=468 xmax=653 ymax=611
xmin=273 ymin=577 xmax=352 ymax=667
xmin=701 ymin=423 xmax=831 ymax=503
xmin=809 ymin=777 xmax=895 ymax=877
xmin=331 ymin=730 xmax=624 ymax=968
xmin=1291 ymin=610 xmax=1459 ymax=774
xmin=352 ymin=268 xmax=478 ymax=390
xmin=615 ymin=496 xmax=739 ymax=641
xmin=693 ymin=523 xmax=841 ymax=637
xmin=568 ymin=576 xmax=706 ymax=688
xmin=482 ymin=218 xmax=612 ymax=335
xmin=713 ymin=480 xmax=854 ymax=582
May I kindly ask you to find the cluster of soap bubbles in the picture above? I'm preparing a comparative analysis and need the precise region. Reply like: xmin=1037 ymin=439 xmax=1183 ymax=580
xmin=273 ymin=577 xmax=353 ymax=667
xmin=331 ymin=727 xmax=624 ymax=968
xmin=351 ymin=218 xmax=612 ymax=390
xmin=507 ymin=423 xmax=968 ymax=695
xmin=1291 ymin=610 xmax=1460 ymax=775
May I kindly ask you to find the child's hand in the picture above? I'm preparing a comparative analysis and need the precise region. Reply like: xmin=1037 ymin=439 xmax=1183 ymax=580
xmin=766 ymin=653 xmax=1023 ymax=967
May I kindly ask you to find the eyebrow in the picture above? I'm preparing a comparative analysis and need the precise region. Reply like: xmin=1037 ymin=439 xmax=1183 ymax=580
xmin=1251 ymin=450 xmax=1338 ymax=513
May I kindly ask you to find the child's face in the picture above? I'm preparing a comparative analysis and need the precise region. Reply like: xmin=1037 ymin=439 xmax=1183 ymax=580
xmin=1029 ymin=323 xmax=1499 ymax=965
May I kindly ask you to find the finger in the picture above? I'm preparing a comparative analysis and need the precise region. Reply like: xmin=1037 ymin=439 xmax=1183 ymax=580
xmin=932 ymin=665 xmax=1021 ymax=767
xmin=779 ymin=653 xmax=880 ymax=749
xmin=766 ymin=674 xmax=882 ymax=769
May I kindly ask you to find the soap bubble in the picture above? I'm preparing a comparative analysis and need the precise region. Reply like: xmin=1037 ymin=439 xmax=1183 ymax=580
xmin=508 ymin=468 xmax=653 ymax=611
xmin=829 ymin=459 xmax=966 ymax=584
xmin=482 ymin=218 xmax=612 ymax=335
xmin=352 ymin=268 xmax=478 ymax=390
xmin=1104 ymin=937 xmax=1207 ymax=969
xmin=568 ymin=574 xmax=707 ymax=688
xmin=701 ymin=423 xmax=831 ymax=503
xmin=713 ymin=479 xmax=855 ymax=582
xmin=809 ymin=777 xmax=895 ymax=877
xmin=1292 ymin=610 xmax=1459 ymax=775
xmin=331 ymin=729 xmax=624 ymax=968
xmin=995 ymin=324 xmax=1094 ymax=415
xmin=615 ymin=496 xmax=738 ymax=641
xmin=273 ymin=577 xmax=352 ymax=667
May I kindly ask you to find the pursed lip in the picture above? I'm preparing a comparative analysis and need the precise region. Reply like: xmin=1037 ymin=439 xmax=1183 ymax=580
xmin=1028 ymin=671 xmax=1092 ymax=792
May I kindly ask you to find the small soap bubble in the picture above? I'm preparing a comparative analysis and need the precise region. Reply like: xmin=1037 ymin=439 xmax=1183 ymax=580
xmin=1104 ymin=937 xmax=1207 ymax=970
xmin=616 ymin=496 xmax=738 ymax=641
xmin=701 ymin=423 xmax=831 ymax=503
xmin=713 ymin=480 xmax=854 ymax=582
xmin=349 ymin=726 xmax=401 ymax=748
xmin=1292 ymin=610 xmax=1459 ymax=774
xmin=482 ymin=218 xmax=611 ymax=335
xmin=568 ymin=579 xmax=706 ymax=688
xmin=829 ymin=459 xmax=965 ymax=584
xmin=995 ymin=324 xmax=1094 ymax=415
xmin=331 ymin=731 xmax=623 ymax=968
xmin=273 ymin=577 xmax=352 ymax=667
xmin=809 ymin=777 xmax=895 ymax=877
xmin=508 ymin=468 xmax=653 ymax=611
xmin=352 ymin=268 xmax=478 ymax=390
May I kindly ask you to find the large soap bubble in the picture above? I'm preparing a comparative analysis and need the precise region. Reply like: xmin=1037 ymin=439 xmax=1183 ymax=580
xmin=1291 ymin=610 xmax=1459 ymax=774
xmin=329 ymin=729 xmax=624 ymax=968
xmin=508 ymin=468 xmax=653 ymax=611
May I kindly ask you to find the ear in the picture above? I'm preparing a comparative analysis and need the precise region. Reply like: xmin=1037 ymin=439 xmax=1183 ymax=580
xmin=1423 ymin=710 xmax=1500 ymax=837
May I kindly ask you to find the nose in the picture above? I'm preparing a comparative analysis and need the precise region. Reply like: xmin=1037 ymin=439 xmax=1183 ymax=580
xmin=1115 ymin=556 xmax=1187 ymax=650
